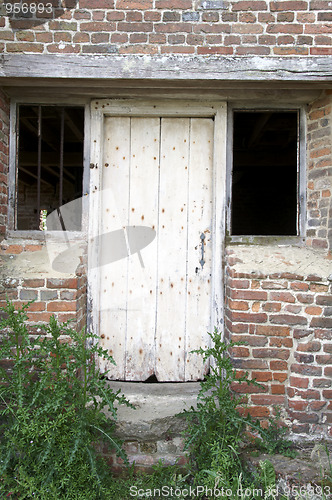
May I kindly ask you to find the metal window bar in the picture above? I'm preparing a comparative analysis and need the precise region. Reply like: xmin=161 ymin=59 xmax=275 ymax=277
xmin=59 ymin=107 xmax=65 ymax=207
xmin=14 ymin=105 xmax=20 ymax=230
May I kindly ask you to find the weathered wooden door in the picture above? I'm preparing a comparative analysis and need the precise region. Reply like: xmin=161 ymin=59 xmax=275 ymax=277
xmin=89 ymin=102 xmax=225 ymax=382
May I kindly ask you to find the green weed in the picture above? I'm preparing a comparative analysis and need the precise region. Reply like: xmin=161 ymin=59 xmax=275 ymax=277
xmin=0 ymin=308 xmax=301 ymax=499
xmin=178 ymin=327 xmax=299 ymax=499
xmin=179 ymin=327 xmax=268 ymax=498
xmin=0 ymin=299 xmax=132 ymax=499
xmin=255 ymin=406 xmax=297 ymax=458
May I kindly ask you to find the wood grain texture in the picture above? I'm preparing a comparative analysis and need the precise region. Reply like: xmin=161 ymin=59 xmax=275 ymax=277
xmin=4 ymin=86 xmax=323 ymax=103
xmin=99 ymin=117 xmax=131 ymax=379
xmin=89 ymin=101 xmax=227 ymax=381
xmin=155 ymin=118 xmax=189 ymax=381
xmin=1 ymin=54 xmax=332 ymax=82
xmin=125 ymin=117 xmax=159 ymax=381
xmin=185 ymin=118 xmax=214 ymax=381
xmin=98 ymin=115 xmax=216 ymax=381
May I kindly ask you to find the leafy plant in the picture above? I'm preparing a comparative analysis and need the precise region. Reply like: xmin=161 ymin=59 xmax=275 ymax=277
xmin=256 ymin=406 xmax=297 ymax=458
xmin=96 ymin=458 xmax=192 ymax=500
xmin=180 ymin=327 xmax=263 ymax=497
xmin=326 ymin=446 xmax=332 ymax=485
xmin=258 ymin=459 xmax=278 ymax=500
xmin=309 ymin=444 xmax=332 ymax=498
xmin=0 ymin=299 xmax=133 ymax=499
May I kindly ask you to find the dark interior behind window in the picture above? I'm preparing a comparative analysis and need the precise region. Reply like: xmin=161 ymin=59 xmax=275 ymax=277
xmin=231 ymin=111 xmax=298 ymax=236
xmin=17 ymin=105 xmax=84 ymax=230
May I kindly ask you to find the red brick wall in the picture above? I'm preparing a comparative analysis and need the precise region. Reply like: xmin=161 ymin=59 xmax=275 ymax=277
xmin=1 ymin=0 xmax=332 ymax=55
xmin=307 ymin=91 xmax=332 ymax=254
xmin=0 ymin=89 xmax=9 ymax=237
xmin=225 ymin=248 xmax=332 ymax=439
xmin=0 ymin=242 xmax=87 ymax=332
xmin=224 ymin=92 xmax=332 ymax=440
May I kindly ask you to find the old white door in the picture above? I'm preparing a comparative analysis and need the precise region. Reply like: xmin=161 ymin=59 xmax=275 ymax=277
xmin=89 ymin=102 xmax=225 ymax=382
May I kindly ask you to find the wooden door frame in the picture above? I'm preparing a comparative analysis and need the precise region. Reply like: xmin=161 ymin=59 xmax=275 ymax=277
xmin=88 ymin=100 xmax=227 ymax=368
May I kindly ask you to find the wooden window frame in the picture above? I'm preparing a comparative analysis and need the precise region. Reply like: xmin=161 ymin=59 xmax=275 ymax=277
xmin=226 ymin=104 xmax=306 ymax=245
xmin=8 ymin=98 xmax=90 ymax=239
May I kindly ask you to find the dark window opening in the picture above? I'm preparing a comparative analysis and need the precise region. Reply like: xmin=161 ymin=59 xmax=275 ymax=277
xmin=231 ymin=111 xmax=298 ymax=236
xmin=17 ymin=105 xmax=84 ymax=231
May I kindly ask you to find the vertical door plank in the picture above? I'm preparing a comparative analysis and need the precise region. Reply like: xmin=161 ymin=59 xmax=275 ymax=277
xmin=99 ymin=117 xmax=131 ymax=379
xmin=185 ymin=118 xmax=214 ymax=380
xmin=155 ymin=118 xmax=190 ymax=381
xmin=125 ymin=117 xmax=160 ymax=380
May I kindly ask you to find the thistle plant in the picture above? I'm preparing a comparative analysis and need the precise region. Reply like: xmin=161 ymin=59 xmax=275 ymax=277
xmin=0 ymin=299 xmax=132 ymax=499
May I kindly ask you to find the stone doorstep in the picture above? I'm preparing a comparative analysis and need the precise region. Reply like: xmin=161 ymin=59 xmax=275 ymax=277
xmin=106 ymin=381 xmax=200 ymax=442
xmin=101 ymin=381 xmax=200 ymax=470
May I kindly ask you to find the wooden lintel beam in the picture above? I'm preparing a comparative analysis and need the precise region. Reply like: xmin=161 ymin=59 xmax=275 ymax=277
xmin=1 ymin=54 xmax=332 ymax=83
xmin=3 ymin=86 xmax=323 ymax=104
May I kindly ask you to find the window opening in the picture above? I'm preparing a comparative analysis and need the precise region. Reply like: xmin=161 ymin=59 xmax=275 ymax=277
xmin=17 ymin=105 xmax=84 ymax=231
xmin=231 ymin=110 xmax=298 ymax=236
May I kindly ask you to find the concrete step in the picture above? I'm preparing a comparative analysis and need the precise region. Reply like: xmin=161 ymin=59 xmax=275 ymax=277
xmin=103 ymin=381 xmax=200 ymax=471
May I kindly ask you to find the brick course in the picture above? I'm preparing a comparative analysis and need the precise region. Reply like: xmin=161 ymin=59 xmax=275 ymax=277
xmin=225 ymin=248 xmax=332 ymax=440
xmin=0 ymin=241 xmax=87 ymax=332
xmin=306 ymin=92 xmax=332 ymax=254
xmin=1 ymin=0 xmax=332 ymax=55
xmin=97 ymin=436 xmax=188 ymax=474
